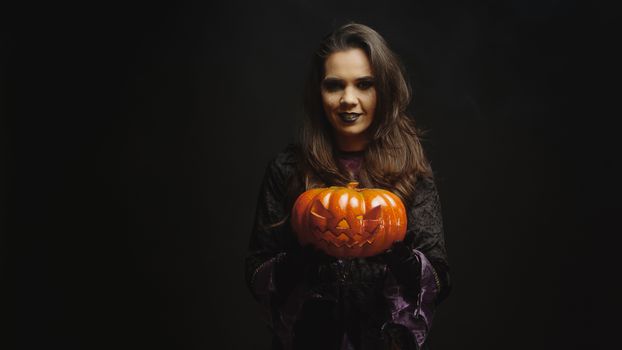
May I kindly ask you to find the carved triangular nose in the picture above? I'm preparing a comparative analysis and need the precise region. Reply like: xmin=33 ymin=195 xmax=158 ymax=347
xmin=337 ymin=219 xmax=350 ymax=229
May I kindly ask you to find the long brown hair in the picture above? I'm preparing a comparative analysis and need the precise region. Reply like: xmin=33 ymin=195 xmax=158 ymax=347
xmin=298 ymin=22 xmax=432 ymax=204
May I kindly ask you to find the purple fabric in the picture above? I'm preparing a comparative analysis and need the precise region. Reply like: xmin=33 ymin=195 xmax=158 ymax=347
xmin=250 ymin=253 xmax=314 ymax=350
xmin=337 ymin=156 xmax=363 ymax=179
xmin=337 ymin=152 xmax=363 ymax=179
xmin=382 ymin=249 xmax=439 ymax=348
xmin=251 ymin=249 xmax=439 ymax=350
xmin=250 ymin=254 xmax=279 ymax=326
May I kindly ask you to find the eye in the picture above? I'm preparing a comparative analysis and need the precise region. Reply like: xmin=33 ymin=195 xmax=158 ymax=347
xmin=356 ymin=80 xmax=374 ymax=90
xmin=322 ymin=80 xmax=344 ymax=92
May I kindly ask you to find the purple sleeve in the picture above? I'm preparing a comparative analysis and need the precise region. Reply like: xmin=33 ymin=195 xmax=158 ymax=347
xmin=382 ymin=249 xmax=440 ymax=348
xmin=249 ymin=252 xmax=311 ymax=350
xmin=249 ymin=254 xmax=280 ymax=325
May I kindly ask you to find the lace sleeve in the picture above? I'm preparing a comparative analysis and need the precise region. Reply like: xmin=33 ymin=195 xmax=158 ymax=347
xmin=405 ymin=175 xmax=451 ymax=303
xmin=381 ymin=175 xmax=451 ymax=348
xmin=244 ymin=151 xmax=298 ymax=302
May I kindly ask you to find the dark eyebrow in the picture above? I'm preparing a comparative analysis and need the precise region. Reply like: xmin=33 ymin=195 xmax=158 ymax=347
xmin=356 ymin=76 xmax=375 ymax=81
xmin=322 ymin=76 xmax=375 ymax=83
xmin=322 ymin=77 xmax=343 ymax=83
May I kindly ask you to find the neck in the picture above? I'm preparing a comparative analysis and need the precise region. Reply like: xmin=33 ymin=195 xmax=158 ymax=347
xmin=333 ymin=132 xmax=370 ymax=152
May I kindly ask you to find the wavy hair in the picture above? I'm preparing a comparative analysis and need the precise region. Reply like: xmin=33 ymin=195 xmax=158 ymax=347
xmin=297 ymin=22 xmax=432 ymax=204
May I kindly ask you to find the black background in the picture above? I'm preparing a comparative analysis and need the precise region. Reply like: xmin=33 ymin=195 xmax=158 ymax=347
xmin=5 ymin=1 xmax=619 ymax=349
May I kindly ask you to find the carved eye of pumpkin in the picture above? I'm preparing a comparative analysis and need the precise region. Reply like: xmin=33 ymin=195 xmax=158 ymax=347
xmin=362 ymin=205 xmax=382 ymax=234
xmin=310 ymin=199 xmax=333 ymax=232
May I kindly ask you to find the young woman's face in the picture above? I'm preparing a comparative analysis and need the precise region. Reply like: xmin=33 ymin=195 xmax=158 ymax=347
xmin=321 ymin=48 xmax=377 ymax=149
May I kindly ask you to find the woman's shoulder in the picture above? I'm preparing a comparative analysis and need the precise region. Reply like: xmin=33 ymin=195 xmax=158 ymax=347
xmin=410 ymin=173 xmax=440 ymax=206
xmin=265 ymin=143 xmax=303 ymax=179
xmin=272 ymin=143 xmax=301 ymax=165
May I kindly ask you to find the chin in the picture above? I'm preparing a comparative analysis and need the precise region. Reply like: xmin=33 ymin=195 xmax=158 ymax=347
xmin=337 ymin=129 xmax=365 ymax=138
xmin=335 ymin=127 xmax=367 ymax=138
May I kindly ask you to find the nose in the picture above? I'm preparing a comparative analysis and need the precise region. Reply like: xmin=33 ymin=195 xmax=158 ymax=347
xmin=339 ymin=86 xmax=358 ymax=107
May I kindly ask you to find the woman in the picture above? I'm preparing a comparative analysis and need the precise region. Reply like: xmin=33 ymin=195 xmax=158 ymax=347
xmin=245 ymin=23 xmax=450 ymax=350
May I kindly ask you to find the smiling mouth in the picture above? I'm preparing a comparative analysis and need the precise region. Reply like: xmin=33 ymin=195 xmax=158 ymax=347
xmin=338 ymin=112 xmax=361 ymax=123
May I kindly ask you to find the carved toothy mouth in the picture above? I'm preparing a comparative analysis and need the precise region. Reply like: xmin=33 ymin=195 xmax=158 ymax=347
xmin=313 ymin=225 xmax=380 ymax=248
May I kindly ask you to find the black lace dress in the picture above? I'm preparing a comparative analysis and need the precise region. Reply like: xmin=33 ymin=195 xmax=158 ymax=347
xmin=245 ymin=144 xmax=451 ymax=350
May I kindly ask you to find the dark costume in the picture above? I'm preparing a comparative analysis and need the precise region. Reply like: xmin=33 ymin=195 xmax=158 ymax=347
xmin=245 ymin=144 xmax=451 ymax=350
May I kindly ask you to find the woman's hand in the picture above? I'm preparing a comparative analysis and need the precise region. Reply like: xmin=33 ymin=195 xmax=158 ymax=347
xmin=273 ymin=244 xmax=335 ymax=304
xmin=380 ymin=241 xmax=415 ymax=266
xmin=378 ymin=241 xmax=422 ymax=299
xmin=381 ymin=322 xmax=419 ymax=350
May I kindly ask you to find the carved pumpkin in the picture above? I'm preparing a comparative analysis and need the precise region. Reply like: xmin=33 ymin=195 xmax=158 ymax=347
xmin=291 ymin=182 xmax=407 ymax=258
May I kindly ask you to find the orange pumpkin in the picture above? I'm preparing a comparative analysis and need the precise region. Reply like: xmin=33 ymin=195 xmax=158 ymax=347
xmin=291 ymin=182 xmax=407 ymax=258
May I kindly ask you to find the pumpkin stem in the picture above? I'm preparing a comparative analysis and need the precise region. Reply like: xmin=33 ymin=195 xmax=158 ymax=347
xmin=346 ymin=181 xmax=359 ymax=189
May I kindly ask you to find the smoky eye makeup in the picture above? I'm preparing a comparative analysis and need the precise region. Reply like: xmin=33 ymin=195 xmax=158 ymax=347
xmin=321 ymin=78 xmax=344 ymax=92
xmin=356 ymin=78 xmax=375 ymax=90
xmin=322 ymin=77 xmax=376 ymax=92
